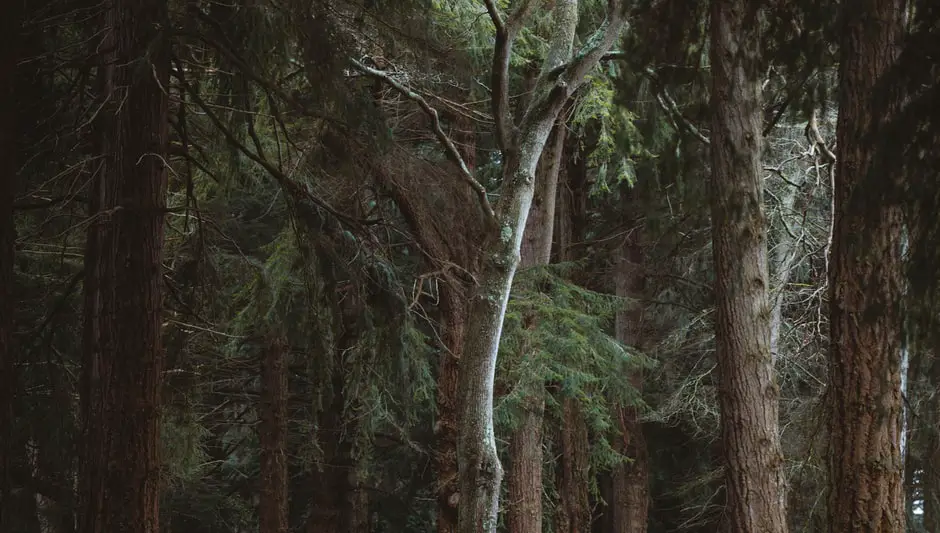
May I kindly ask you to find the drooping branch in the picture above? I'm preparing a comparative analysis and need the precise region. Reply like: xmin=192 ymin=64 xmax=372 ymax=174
xmin=350 ymin=59 xmax=497 ymax=224
xmin=178 ymin=73 xmax=372 ymax=229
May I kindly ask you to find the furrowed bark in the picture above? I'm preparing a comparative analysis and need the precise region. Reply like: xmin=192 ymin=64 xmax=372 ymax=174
xmin=709 ymin=0 xmax=788 ymax=531
xmin=0 ymin=0 xmax=20 ymax=527
xmin=507 ymin=122 xmax=566 ymax=533
xmin=827 ymin=1 xmax=906 ymax=531
xmin=259 ymin=335 xmax=290 ymax=533
xmin=612 ymin=229 xmax=649 ymax=533
xmin=77 ymin=0 xmax=170 ymax=529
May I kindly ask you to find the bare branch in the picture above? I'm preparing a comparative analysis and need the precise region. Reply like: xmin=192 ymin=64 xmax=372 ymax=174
xmin=523 ymin=0 xmax=629 ymax=127
xmin=350 ymin=59 xmax=497 ymax=223
xmin=486 ymin=0 xmax=542 ymax=152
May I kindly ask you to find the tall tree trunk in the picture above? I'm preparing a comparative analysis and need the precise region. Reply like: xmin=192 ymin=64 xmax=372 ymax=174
xmin=826 ymin=1 xmax=906 ymax=532
xmin=457 ymin=1 xmax=627 ymax=530
xmin=553 ymin=127 xmax=591 ymax=533
xmin=925 ymin=354 xmax=940 ymax=533
xmin=77 ymin=0 xmax=170 ymax=529
xmin=307 ymin=328 xmax=368 ymax=533
xmin=507 ymin=121 xmax=565 ymax=533
xmin=709 ymin=1 xmax=788 ymax=532
xmin=0 ymin=1 xmax=20 ymax=527
xmin=612 ymin=229 xmax=649 ymax=533
xmin=259 ymin=335 xmax=290 ymax=533
xmin=556 ymin=400 xmax=591 ymax=533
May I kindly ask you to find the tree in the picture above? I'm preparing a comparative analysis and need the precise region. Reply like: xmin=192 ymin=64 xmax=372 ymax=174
xmin=0 ymin=1 xmax=19 ymax=527
xmin=259 ymin=334 xmax=289 ymax=533
xmin=77 ymin=0 xmax=170 ymax=529
xmin=455 ymin=2 xmax=628 ymax=530
xmin=506 ymin=121 xmax=565 ymax=533
xmin=612 ymin=223 xmax=649 ymax=533
xmin=826 ymin=0 xmax=906 ymax=531
xmin=708 ymin=0 xmax=788 ymax=532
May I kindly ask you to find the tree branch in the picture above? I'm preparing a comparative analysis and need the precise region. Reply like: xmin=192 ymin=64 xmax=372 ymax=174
xmin=484 ymin=0 xmax=542 ymax=152
xmin=350 ymin=59 xmax=497 ymax=223
xmin=178 ymin=75 xmax=373 ymax=229
xmin=523 ymin=0 xmax=629 ymax=127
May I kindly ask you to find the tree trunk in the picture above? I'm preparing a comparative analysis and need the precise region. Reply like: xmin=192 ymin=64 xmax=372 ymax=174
xmin=552 ymin=126 xmax=592 ymax=533
xmin=557 ymin=399 xmax=591 ymax=533
xmin=826 ymin=1 xmax=906 ymax=532
xmin=259 ymin=335 xmax=290 ymax=533
xmin=508 ymin=397 xmax=545 ymax=533
xmin=709 ymin=1 xmax=788 ymax=532
xmin=506 ymin=121 xmax=566 ymax=533
xmin=457 ymin=2 xmax=627 ymax=531
xmin=0 ymin=0 xmax=19 ymax=526
xmin=77 ymin=0 xmax=170 ymax=529
xmin=612 ymin=230 xmax=649 ymax=533
xmin=307 ymin=332 xmax=367 ymax=533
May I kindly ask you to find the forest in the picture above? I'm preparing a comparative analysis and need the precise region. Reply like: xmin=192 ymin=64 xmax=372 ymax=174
xmin=1 ymin=0 xmax=939 ymax=532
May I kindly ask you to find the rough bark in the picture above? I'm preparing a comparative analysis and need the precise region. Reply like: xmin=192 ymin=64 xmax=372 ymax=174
xmin=259 ymin=335 xmax=290 ymax=533
xmin=77 ymin=0 xmax=170 ymax=529
xmin=552 ymin=128 xmax=592 ymax=533
xmin=457 ymin=2 xmax=627 ymax=530
xmin=307 ymin=330 xmax=368 ymax=533
xmin=826 ymin=1 xmax=906 ymax=532
xmin=508 ymin=396 xmax=545 ymax=533
xmin=506 ymin=121 xmax=566 ymax=533
xmin=612 ymin=230 xmax=649 ymax=533
xmin=709 ymin=1 xmax=788 ymax=532
xmin=0 ymin=0 xmax=19 ymax=526
xmin=556 ymin=399 xmax=591 ymax=533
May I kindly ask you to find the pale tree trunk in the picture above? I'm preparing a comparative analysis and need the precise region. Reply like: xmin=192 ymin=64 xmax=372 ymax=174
xmin=259 ymin=335 xmax=289 ymax=533
xmin=507 ymin=121 xmax=565 ymax=533
xmin=77 ymin=0 xmax=170 ymax=529
xmin=709 ymin=1 xmax=788 ymax=532
xmin=457 ymin=2 xmax=628 ymax=532
xmin=612 ymin=227 xmax=649 ymax=533
xmin=827 ymin=1 xmax=906 ymax=531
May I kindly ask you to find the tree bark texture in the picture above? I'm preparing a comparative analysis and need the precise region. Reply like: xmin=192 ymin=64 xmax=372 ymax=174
xmin=551 ymin=128 xmax=592 ymax=533
xmin=506 ymin=121 xmax=566 ymax=533
xmin=457 ymin=1 xmax=627 ymax=530
xmin=259 ymin=335 xmax=290 ymax=533
xmin=556 ymin=399 xmax=591 ymax=533
xmin=77 ymin=0 xmax=169 ymax=531
xmin=709 ymin=1 xmax=788 ymax=532
xmin=612 ymin=231 xmax=649 ymax=533
xmin=827 ymin=1 xmax=906 ymax=532
xmin=307 ymin=328 xmax=368 ymax=533
xmin=0 ymin=0 xmax=20 ymax=526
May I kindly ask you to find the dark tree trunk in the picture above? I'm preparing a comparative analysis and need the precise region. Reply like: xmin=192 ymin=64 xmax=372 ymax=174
xmin=556 ymin=399 xmax=591 ymax=533
xmin=0 ymin=1 xmax=19 ymax=527
xmin=612 ymin=233 xmax=649 ymax=533
xmin=552 ymin=128 xmax=594 ymax=533
xmin=259 ymin=335 xmax=290 ymax=533
xmin=77 ymin=0 xmax=170 ymax=529
xmin=507 ymin=396 xmax=545 ymax=533
xmin=826 ymin=1 xmax=906 ymax=532
xmin=307 ymin=331 xmax=368 ymax=533
xmin=709 ymin=1 xmax=788 ymax=532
